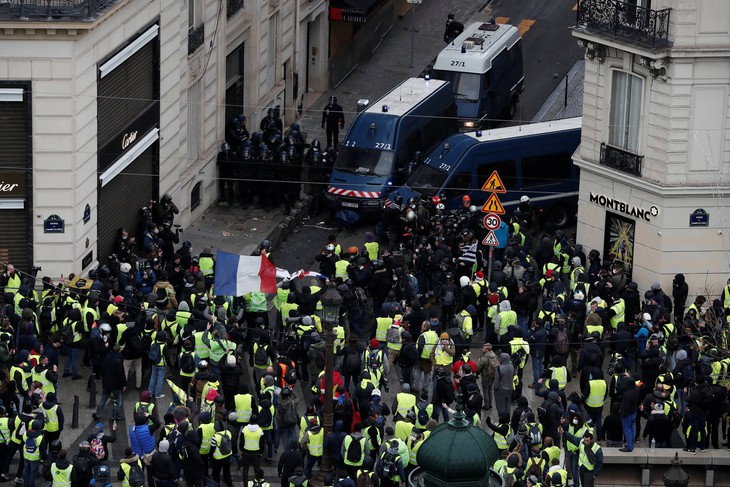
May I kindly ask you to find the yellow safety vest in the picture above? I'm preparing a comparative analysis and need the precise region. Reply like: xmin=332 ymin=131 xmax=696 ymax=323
xmin=43 ymin=404 xmax=60 ymax=433
xmin=585 ymin=379 xmax=607 ymax=409
xmin=281 ymin=302 xmax=299 ymax=321
xmin=23 ymin=433 xmax=42 ymax=461
xmin=306 ymin=428 xmax=324 ymax=456
xmin=335 ymin=260 xmax=350 ymax=280
xmin=578 ymin=441 xmax=600 ymax=471
xmin=723 ymin=285 xmax=730 ymax=309
xmin=198 ymin=423 xmax=216 ymax=454
xmin=566 ymin=425 xmax=587 ymax=452
xmin=119 ymin=460 xmax=142 ymax=487
xmin=550 ymin=366 xmax=568 ymax=391
xmin=10 ymin=365 xmax=30 ymax=393
xmin=193 ymin=331 xmax=210 ymax=359
xmin=610 ymin=299 xmax=625 ymax=331
xmin=434 ymin=347 xmax=453 ymax=366
xmin=234 ymin=394 xmax=254 ymax=423
xmin=394 ymin=421 xmax=414 ymax=442
xmin=456 ymin=310 xmax=473 ymax=338
xmin=212 ymin=431 xmax=232 ymax=459
xmin=493 ymin=425 xmax=512 ymax=450
xmin=51 ymin=463 xmax=73 ymax=487
xmin=395 ymin=393 xmax=416 ymax=419
xmin=343 ymin=435 xmax=367 ymax=466
xmin=32 ymin=367 xmax=55 ymax=395
xmin=199 ymin=256 xmax=215 ymax=277
xmin=509 ymin=339 xmax=529 ymax=369
xmin=364 ymin=242 xmax=379 ymax=260
xmin=242 ymin=426 xmax=264 ymax=451
xmin=419 ymin=330 xmax=437 ymax=359
xmin=0 ymin=417 xmax=10 ymax=444
xmin=375 ymin=317 xmax=392 ymax=342
xmin=497 ymin=310 xmax=517 ymax=336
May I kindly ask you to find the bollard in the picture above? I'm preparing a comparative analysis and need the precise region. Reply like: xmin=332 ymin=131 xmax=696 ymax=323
xmin=72 ymin=395 xmax=79 ymax=429
xmin=89 ymin=373 xmax=97 ymax=409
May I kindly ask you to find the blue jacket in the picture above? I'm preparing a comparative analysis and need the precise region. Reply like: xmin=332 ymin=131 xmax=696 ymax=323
xmin=129 ymin=424 xmax=156 ymax=456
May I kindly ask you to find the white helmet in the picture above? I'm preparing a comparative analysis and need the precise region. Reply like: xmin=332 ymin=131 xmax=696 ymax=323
xmin=459 ymin=276 xmax=470 ymax=287
xmin=325 ymin=243 xmax=335 ymax=252
xmin=520 ymin=195 xmax=530 ymax=203
xmin=226 ymin=355 xmax=236 ymax=367
xmin=99 ymin=323 xmax=112 ymax=333
xmin=198 ymin=360 xmax=209 ymax=369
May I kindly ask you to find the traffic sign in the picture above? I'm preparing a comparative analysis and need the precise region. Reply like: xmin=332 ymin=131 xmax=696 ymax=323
xmin=481 ymin=170 xmax=506 ymax=193
xmin=483 ymin=213 xmax=501 ymax=230
xmin=482 ymin=230 xmax=499 ymax=246
xmin=481 ymin=193 xmax=505 ymax=214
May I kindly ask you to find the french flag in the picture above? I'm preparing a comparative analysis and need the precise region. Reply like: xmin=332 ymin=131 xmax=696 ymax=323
xmin=213 ymin=250 xmax=277 ymax=296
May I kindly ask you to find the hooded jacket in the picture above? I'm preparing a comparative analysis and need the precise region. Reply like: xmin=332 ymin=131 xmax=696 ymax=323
xmin=495 ymin=353 xmax=515 ymax=392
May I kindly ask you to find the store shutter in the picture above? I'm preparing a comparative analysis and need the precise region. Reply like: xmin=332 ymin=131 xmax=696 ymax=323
xmin=0 ymin=209 xmax=30 ymax=274
xmin=0 ymin=97 xmax=29 ymax=169
xmin=97 ymin=144 xmax=156 ymax=263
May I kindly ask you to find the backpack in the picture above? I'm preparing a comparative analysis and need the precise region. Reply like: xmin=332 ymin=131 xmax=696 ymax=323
xmin=511 ymin=347 xmax=526 ymax=368
xmin=283 ymin=402 xmax=298 ymax=426
xmin=24 ymin=435 xmax=38 ymax=455
xmin=127 ymin=462 xmax=145 ymax=487
xmin=284 ymin=366 xmax=298 ymax=385
xmin=501 ymin=464 xmax=516 ymax=487
xmin=254 ymin=344 xmax=269 ymax=366
xmin=442 ymin=290 xmax=455 ymax=307
xmin=73 ymin=454 xmax=93 ymax=479
xmin=356 ymin=472 xmax=374 ymax=487
xmin=554 ymin=328 xmax=569 ymax=355
xmin=136 ymin=402 xmax=152 ymax=418
xmin=537 ymin=399 xmax=554 ymax=429
xmin=354 ymin=287 xmax=368 ymax=307
xmin=61 ymin=322 xmax=75 ymax=345
xmin=417 ymin=404 xmax=430 ymax=426
xmin=90 ymin=437 xmax=105 ymax=460
xmin=527 ymin=423 xmax=542 ymax=448
xmin=290 ymin=475 xmax=309 ymax=487
xmin=346 ymin=436 xmax=363 ymax=463
xmin=140 ymin=333 xmax=153 ymax=353
xmin=367 ymin=350 xmax=381 ymax=370
xmin=526 ymin=456 xmax=544 ymax=478
xmin=386 ymin=326 xmax=401 ymax=345
xmin=148 ymin=342 xmax=162 ymax=363
xmin=179 ymin=351 xmax=195 ymax=374
xmin=377 ymin=450 xmax=397 ymax=479
xmin=607 ymin=353 xmax=621 ymax=376
xmin=346 ymin=352 xmax=362 ymax=374
xmin=217 ymin=432 xmax=232 ymax=456
xmin=315 ymin=347 xmax=326 ymax=368
xmin=126 ymin=333 xmax=144 ymax=356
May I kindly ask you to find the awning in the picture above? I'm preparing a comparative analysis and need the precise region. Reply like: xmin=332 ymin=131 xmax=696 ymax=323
xmin=329 ymin=0 xmax=385 ymax=23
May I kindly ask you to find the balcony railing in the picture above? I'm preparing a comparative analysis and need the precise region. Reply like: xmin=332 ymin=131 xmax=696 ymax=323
xmin=600 ymin=143 xmax=643 ymax=177
xmin=576 ymin=0 xmax=671 ymax=47
xmin=226 ymin=0 xmax=243 ymax=19
xmin=0 ymin=0 xmax=120 ymax=21
xmin=188 ymin=24 xmax=205 ymax=55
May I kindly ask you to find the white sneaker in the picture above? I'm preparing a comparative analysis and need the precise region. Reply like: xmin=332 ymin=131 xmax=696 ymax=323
xmin=156 ymin=394 xmax=165 ymax=399
xmin=15 ymin=477 xmax=23 ymax=484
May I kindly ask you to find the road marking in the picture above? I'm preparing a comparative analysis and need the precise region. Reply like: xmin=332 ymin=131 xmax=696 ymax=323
xmin=517 ymin=19 xmax=536 ymax=37
xmin=495 ymin=16 xmax=510 ymax=24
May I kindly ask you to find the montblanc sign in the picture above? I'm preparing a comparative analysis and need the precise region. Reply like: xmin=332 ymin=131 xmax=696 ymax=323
xmin=589 ymin=192 xmax=659 ymax=222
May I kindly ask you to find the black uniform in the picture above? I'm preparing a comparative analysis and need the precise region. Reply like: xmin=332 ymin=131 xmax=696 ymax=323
xmin=321 ymin=96 xmax=345 ymax=149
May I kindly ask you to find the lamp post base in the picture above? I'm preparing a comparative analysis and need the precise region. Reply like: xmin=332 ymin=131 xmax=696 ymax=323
xmin=310 ymin=465 xmax=335 ymax=487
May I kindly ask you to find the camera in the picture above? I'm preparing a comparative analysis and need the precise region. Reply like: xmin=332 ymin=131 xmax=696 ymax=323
xmin=284 ymin=317 xmax=303 ymax=325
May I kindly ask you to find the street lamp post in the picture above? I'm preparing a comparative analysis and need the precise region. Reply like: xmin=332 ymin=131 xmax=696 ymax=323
xmin=313 ymin=281 xmax=343 ymax=486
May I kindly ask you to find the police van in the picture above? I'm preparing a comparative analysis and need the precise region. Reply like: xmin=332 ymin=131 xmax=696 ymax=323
xmin=388 ymin=117 xmax=582 ymax=227
xmin=432 ymin=21 xmax=524 ymax=131
xmin=325 ymin=77 xmax=457 ymax=214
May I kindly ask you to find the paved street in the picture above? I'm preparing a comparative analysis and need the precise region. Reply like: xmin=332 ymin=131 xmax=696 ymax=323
xmin=28 ymin=0 xmax=594 ymax=483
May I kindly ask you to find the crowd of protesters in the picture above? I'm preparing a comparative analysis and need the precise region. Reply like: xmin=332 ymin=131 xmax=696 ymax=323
xmin=0 ymin=192 xmax=729 ymax=487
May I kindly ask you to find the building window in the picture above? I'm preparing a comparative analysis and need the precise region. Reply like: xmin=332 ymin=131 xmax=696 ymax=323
xmin=609 ymin=71 xmax=643 ymax=154
xmin=225 ymin=44 xmax=245 ymax=123
xmin=191 ymin=182 xmax=202 ymax=210
xmin=187 ymin=80 xmax=201 ymax=165
xmin=188 ymin=0 xmax=204 ymax=54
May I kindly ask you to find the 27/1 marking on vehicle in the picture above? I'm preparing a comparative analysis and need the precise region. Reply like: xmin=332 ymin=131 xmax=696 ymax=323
xmin=374 ymin=142 xmax=392 ymax=149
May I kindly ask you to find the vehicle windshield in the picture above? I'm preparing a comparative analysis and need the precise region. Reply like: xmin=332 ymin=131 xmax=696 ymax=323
xmin=334 ymin=146 xmax=395 ymax=177
xmin=434 ymin=70 xmax=481 ymax=102
xmin=405 ymin=163 xmax=449 ymax=196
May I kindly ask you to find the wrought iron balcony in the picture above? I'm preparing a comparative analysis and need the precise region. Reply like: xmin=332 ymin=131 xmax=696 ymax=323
xmin=0 ymin=0 xmax=119 ymax=21
xmin=226 ymin=0 xmax=243 ymax=19
xmin=188 ymin=24 xmax=205 ymax=55
xmin=600 ymin=143 xmax=643 ymax=177
xmin=576 ymin=0 xmax=671 ymax=47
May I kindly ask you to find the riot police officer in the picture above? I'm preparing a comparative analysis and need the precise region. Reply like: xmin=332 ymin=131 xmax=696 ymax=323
xmin=217 ymin=142 xmax=237 ymax=206
xmin=321 ymin=95 xmax=345 ymax=149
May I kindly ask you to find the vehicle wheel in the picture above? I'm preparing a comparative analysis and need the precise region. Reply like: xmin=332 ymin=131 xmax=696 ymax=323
xmin=548 ymin=204 xmax=571 ymax=228
xmin=506 ymin=97 xmax=517 ymax=120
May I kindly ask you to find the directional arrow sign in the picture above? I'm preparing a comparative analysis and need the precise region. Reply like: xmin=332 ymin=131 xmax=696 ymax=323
xmin=482 ymin=230 xmax=499 ymax=247
xmin=483 ymin=213 xmax=501 ymax=230
xmin=481 ymin=193 xmax=505 ymax=214
xmin=481 ymin=170 xmax=506 ymax=193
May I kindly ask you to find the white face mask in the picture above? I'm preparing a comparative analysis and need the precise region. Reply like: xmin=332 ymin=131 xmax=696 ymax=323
xmin=572 ymin=419 xmax=579 ymax=425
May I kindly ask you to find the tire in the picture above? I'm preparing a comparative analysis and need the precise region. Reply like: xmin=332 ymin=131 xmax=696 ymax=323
xmin=548 ymin=203 xmax=571 ymax=228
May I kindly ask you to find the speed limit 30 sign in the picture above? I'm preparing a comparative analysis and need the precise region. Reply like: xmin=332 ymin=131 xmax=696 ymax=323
xmin=483 ymin=213 xmax=501 ymax=230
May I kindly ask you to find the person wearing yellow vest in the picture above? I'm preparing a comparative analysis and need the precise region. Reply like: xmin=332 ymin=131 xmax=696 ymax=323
xmin=116 ymin=448 xmax=143 ymax=487
xmin=240 ymin=415 xmax=265 ymax=486
xmin=430 ymin=333 xmax=455 ymax=370
xmin=248 ymin=468 xmax=270 ymax=487
xmin=234 ymin=385 xmax=257 ymax=428
xmin=608 ymin=296 xmax=625 ymax=332
xmin=40 ymin=393 xmax=64 ymax=443
xmin=562 ymin=429 xmax=603 ymax=487
xmin=392 ymin=383 xmax=417 ymax=421
xmin=50 ymin=449 xmax=73 ymax=487
xmin=494 ymin=300 xmax=517 ymax=349
xmin=582 ymin=371 xmax=607 ymax=439
xmin=1 ymin=264 xmax=21 ymax=295
xmin=61 ymin=308 xmax=85 ymax=380
xmin=31 ymin=355 xmax=57 ymax=397
xmin=0 ymin=405 xmax=15 ymax=481
xmin=23 ymin=419 xmax=47 ymax=487
xmin=211 ymin=420 xmax=234 ymax=487
xmin=377 ymin=440 xmax=406 ymax=485
xmin=363 ymin=232 xmax=379 ymax=261
xmin=509 ymin=330 xmax=530 ymax=400
xmin=341 ymin=424 xmax=370 ymax=479
xmin=198 ymin=248 xmax=216 ymax=284
xmin=374 ymin=315 xmax=393 ymax=344
xmin=539 ymin=356 xmax=570 ymax=392
xmin=385 ymin=315 xmax=405 ymax=374
xmin=456 ymin=306 xmax=476 ymax=342
xmin=197 ymin=411 xmax=217 ymax=473
xmin=486 ymin=415 xmax=513 ymax=453
xmin=416 ymin=321 xmax=438 ymax=394
xmin=562 ymin=414 xmax=588 ymax=487
xmin=299 ymin=418 xmax=324 ymax=478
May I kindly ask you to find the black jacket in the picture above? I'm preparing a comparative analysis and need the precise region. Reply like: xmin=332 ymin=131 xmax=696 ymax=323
xmin=101 ymin=350 xmax=127 ymax=392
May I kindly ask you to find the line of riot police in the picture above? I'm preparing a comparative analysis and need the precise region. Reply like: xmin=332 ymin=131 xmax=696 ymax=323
xmin=219 ymin=112 xmax=336 ymax=215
